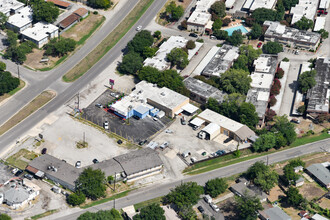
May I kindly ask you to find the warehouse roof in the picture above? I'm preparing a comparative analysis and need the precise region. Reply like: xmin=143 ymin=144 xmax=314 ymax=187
xmin=306 ymin=163 xmax=330 ymax=187
xmin=59 ymin=13 xmax=80 ymax=29
xmin=0 ymin=0 xmax=24 ymax=15
xmin=4 ymin=187 xmax=30 ymax=204
xmin=202 ymin=123 xmax=220 ymax=135
xmin=314 ymin=17 xmax=326 ymax=32
xmin=89 ymin=159 xmax=124 ymax=177
xmin=189 ymin=117 xmax=205 ymax=127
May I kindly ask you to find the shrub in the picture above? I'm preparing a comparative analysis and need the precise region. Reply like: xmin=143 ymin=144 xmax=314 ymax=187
xmin=93 ymin=11 xmax=98 ymax=14
xmin=269 ymin=95 xmax=277 ymax=106
xmin=265 ymin=109 xmax=276 ymax=122
xmin=180 ymin=20 xmax=187 ymax=30
xmin=222 ymin=17 xmax=231 ymax=26
xmin=67 ymin=192 xmax=86 ymax=206
xmin=186 ymin=40 xmax=196 ymax=49
xmin=196 ymin=38 xmax=204 ymax=43
xmin=282 ymin=57 xmax=289 ymax=62
xmin=276 ymin=68 xmax=284 ymax=79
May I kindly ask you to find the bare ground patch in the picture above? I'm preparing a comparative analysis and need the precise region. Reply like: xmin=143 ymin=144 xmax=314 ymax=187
xmin=24 ymin=49 xmax=60 ymax=70
xmin=298 ymin=182 xmax=326 ymax=200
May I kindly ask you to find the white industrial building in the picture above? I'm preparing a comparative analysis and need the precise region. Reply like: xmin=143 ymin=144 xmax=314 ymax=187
xmin=319 ymin=0 xmax=330 ymax=9
xmin=314 ymin=17 xmax=326 ymax=31
xmin=6 ymin=6 xmax=33 ymax=32
xmin=143 ymin=36 xmax=202 ymax=71
xmin=242 ymin=0 xmax=277 ymax=11
xmin=0 ymin=0 xmax=24 ymax=16
xmin=187 ymin=0 xmax=216 ymax=33
xmin=21 ymin=22 xmax=59 ymax=48
xmin=290 ymin=0 xmax=319 ymax=24
xmin=194 ymin=45 xmax=239 ymax=77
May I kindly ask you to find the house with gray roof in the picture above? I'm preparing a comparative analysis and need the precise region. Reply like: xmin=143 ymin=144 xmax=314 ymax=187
xmin=259 ymin=206 xmax=291 ymax=220
xmin=230 ymin=181 xmax=267 ymax=202
xmin=306 ymin=163 xmax=330 ymax=189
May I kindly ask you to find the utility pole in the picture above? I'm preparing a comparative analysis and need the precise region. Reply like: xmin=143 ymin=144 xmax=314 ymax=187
xmin=17 ymin=63 xmax=20 ymax=79
xmin=83 ymin=132 xmax=85 ymax=143
xmin=77 ymin=93 xmax=80 ymax=110
xmin=114 ymin=172 xmax=116 ymax=192
xmin=113 ymin=198 xmax=116 ymax=209
xmin=266 ymin=156 xmax=269 ymax=165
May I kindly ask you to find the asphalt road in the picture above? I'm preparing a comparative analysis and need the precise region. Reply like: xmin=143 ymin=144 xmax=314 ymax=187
xmin=0 ymin=0 xmax=168 ymax=150
xmin=51 ymin=138 xmax=330 ymax=220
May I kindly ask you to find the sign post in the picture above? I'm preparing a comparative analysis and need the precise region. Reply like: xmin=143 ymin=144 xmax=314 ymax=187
xmin=109 ymin=79 xmax=115 ymax=89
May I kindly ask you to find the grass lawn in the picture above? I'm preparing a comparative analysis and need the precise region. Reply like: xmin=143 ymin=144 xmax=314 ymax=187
xmin=0 ymin=79 xmax=25 ymax=103
xmin=6 ymin=149 xmax=38 ymax=170
xmin=0 ymin=90 xmax=56 ymax=136
xmin=31 ymin=209 xmax=59 ymax=220
xmin=134 ymin=196 xmax=163 ymax=210
xmin=290 ymin=132 xmax=330 ymax=147
xmin=62 ymin=0 xmax=154 ymax=82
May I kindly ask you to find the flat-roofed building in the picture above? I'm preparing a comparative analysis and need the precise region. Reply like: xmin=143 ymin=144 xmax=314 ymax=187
xmin=186 ymin=0 xmax=216 ymax=33
xmin=242 ymin=0 xmax=277 ymax=11
xmin=318 ymin=0 xmax=330 ymax=9
xmin=290 ymin=0 xmax=319 ymax=24
xmin=6 ymin=6 xmax=33 ymax=32
xmin=21 ymin=22 xmax=59 ymax=48
xmin=184 ymin=77 xmax=227 ymax=104
xmin=314 ymin=17 xmax=326 ymax=32
xmin=197 ymin=109 xmax=256 ymax=142
xmin=246 ymin=54 xmax=278 ymax=123
xmin=264 ymin=21 xmax=321 ymax=50
xmin=0 ymin=0 xmax=24 ymax=16
xmin=306 ymin=57 xmax=330 ymax=116
xmin=195 ymin=45 xmax=239 ymax=77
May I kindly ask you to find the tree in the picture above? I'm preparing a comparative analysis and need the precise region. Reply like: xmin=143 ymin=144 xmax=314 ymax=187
xmin=222 ymin=17 xmax=231 ymax=26
xmin=87 ymin=0 xmax=112 ymax=9
xmin=153 ymin=30 xmax=161 ymax=40
xmin=294 ymin=17 xmax=314 ymax=30
xmin=239 ymin=102 xmax=259 ymax=129
xmin=269 ymin=95 xmax=277 ymax=106
xmin=67 ymin=192 xmax=86 ymax=206
xmin=262 ymin=42 xmax=283 ymax=54
xmin=318 ymin=29 xmax=329 ymax=39
xmin=77 ymin=209 xmax=122 ymax=220
xmin=75 ymin=168 xmax=106 ymax=200
xmin=4 ymin=46 xmax=26 ymax=64
xmin=30 ymin=0 xmax=59 ymax=23
xmin=210 ymin=1 xmax=226 ymax=19
xmin=6 ymin=30 xmax=18 ymax=47
xmin=254 ymin=170 xmax=278 ymax=193
xmin=142 ymin=47 xmax=157 ymax=58
xmin=0 ymin=12 xmax=8 ymax=30
xmin=205 ymin=178 xmax=228 ymax=198
xmin=127 ymin=30 xmax=154 ymax=54
xmin=186 ymin=40 xmax=196 ymax=49
xmin=166 ymin=48 xmax=189 ymax=69
xmin=297 ymin=105 xmax=306 ymax=114
xmin=234 ymin=45 xmax=262 ymax=71
xmin=166 ymin=2 xmax=184 ymax=21
xmin=235 ymin=194 xmax=263 ymax=220
xmin=44 ymin=38 xmax=76 ymax=57
xmin=180 ymin=20 xmax=187 ymax=30
xmin=253 ymin=133 xmax=276 ymax=152
xmin=287 ymin=187 xmax=304 ymax=206
xmin=133 ymin=203 xmax=165 ymax=220
xmin=276 ymin=68 xmax=284 ymax=79
xmin=249 ymin=23 xmax=263 ymax=39
xmin=275 ymin=133 xmax=287 ymax=148
xmin=252 ymin=8 xmax=279 ymax=24
xmin=265 ymin=109 xmax=276 ymax=122
xmin=282 ymin=0 xmax=299 ymax=10
xmin=298 ymin=70 xmax=316 ymax=93
xmin=227 ymin=30 xmax=243 ymax=46
xmin=217 ymin=93 xmax=246 ymax=122
xmin=213 ymin=29 xmax=229 ymax=40
xmin=0 ymin=214 xmax=11 ymax=220
xmin=163 ymin=182 xmax=204 ymax=209
xmin=212 ymin=18 xmax=223 ymax=30
xmin=283 ymin=159 xmax=305 ymax=184
xmin=0 ymin=61 xmax=6 ymax=72
xmin=118 ymin=51 xmax=143 ymax=75
xmin=219 ymin=68 xmax=251 ymax=94
xmin=272 ymin=115 xmax=296 ymax=145
xmin=246 ymin=161 xmax=268 ymax=180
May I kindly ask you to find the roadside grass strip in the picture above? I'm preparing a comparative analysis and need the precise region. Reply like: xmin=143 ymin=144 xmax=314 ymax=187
xmin=31 ymin=209 xmax=59 ymax=220
xmin=62 ymin=0 xmax=154 ymax=82
xmin=134 ymin=196 xmax=163 ymax=210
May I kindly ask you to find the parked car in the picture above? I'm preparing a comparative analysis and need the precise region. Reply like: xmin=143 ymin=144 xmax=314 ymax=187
xmin=189 ymin=33 xmax=198 ymax=38
xmin=193 ymin=125 xmax=200 ymax=130
xmin=92 ymin=159 xmax=99 ymax=164
xmin=117 ymin=140 xmax=123 ymax=145
xmin=204 ymin=195 xmax=212 ymax=204
xmin=160 ymin=142 xmax=169 ymax=149
xmin=110 ymin=93 xmax=119 ymax=98
xmin=15 ymin=170 xmax=23 ymax=176
xmin=139 ymin=140 xmax=147 ymax=145
xmin=210 ymin=35 xmax=217 ymax=40
xmin=190 ymin=157 xmax=197 ymax=163
xmin=257 ymin=42 xmax=262 ymax=48
xmin=103 ymin=121 xmax=109 ymax=130
xmin=133 ymin=115 xmax=140 ymax=120
xmin=75 ymin=161 xmax=81 ymax=168
xmin=24 ymin=174 xmax=33 ymax=180
xmin=181 ymin=117 xmax=186 ymax=125
xmin=153 ymin=117 xmax=158 ymax=121
xmin=136 ymin=25 xmax=142 ymax=31
xmin=291 ymin=118 xmax=301 ymax=124
xmin=11 ymin=168 xmax=18 ymax=174
xmin=95 ymin=103 xmax=103 ymax=108
xmin=197 ymin=206 xmax=205 ymax=213
xmin=41 ymin=148 xmax=47 ymax=154
xmin=210 ymin=203 xmax=220 ymax=212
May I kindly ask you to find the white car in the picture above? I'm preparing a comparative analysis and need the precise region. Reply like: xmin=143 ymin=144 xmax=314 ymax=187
xmin=75 ymin=161 xmax=81 ymax=168
xmin=104 ymin=121 xmax=109 ymax=130
xmin=11 ymin=168 xmax=18 ymax=174
xmin=136 ymin=25 xmax=142 ymax=31
xmin=210 ymin=203 xmax=220 ymax=212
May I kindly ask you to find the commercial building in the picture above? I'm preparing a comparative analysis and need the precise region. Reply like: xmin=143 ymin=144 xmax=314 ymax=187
xmin=194 ymin=45 xmax=239 ymax=77
xmin=47 ymin=0 xmax=71 ymax=8
xmin=314 ymin=17 xmax=326 ymax=31
xmin=242 ymin=0 xmax=277 ymax=11
xmin=27 ymin=149 xmax=163 ymax=191
xmin=306 ymin=57 xmax=330 ymax=116
xmin=144 ymin=36 xmax=202 ymax=71
xmin=184 ymin=77 xmax=227 ymax=104
xmin=259 ymin=207 xmax=291 ymax=220
xmin=196 ymin=109 xmax=256 ymax=143
xmin=306 ymin=162 xmax=330 ymax=188
xmin=6 ymin=6 xmax=33 ymax=32
xmin=187 ymin=0 xmax=216 ymax=33
xmin=21 ymin=22 xmax=59 ymax=48
xmin=246 ymin=54 xmax=278 ymax=123
xmin=290 ymin=0 xmax=319 ymax=24
xmin=0 ymin=0 xmax=24 ymax=16
xmin=110 ymin=81 xmax=195 ymax=119
xmin=318 ymin=0 xmax=330 ymax=10
xmin=264 ymin=21 xmax=321 ymax=50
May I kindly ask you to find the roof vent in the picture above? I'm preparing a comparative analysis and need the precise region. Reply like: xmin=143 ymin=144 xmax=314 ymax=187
xmin=161 ymin=92 xmax=165 ymax=96
xmin=259 ymin=82 xmax=262 ymax=85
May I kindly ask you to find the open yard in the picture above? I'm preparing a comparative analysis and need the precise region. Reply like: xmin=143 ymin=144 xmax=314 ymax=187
xmin=25 ymin=48 xmax=60 ymax=70
xmin=6 ymin=149 xmax=39 ymax=170
xmin=298 ymin=182 xmax=326 ymax=200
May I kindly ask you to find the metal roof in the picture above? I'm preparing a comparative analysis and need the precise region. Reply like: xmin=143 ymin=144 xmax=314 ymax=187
xmin=181 ymin=103 xmax=198 ymax=114
xmin=202 ymin=123 xmax=220 ymax=135
xmin=189 ymin=117 xmax=205 ymax=127
xmin=306 ymin=163 xmax=330 ymax=186
xmin=4 ymin=188 xmax=29 ymax=204
xmin=264 ymin=207 xmax=291 ymax=220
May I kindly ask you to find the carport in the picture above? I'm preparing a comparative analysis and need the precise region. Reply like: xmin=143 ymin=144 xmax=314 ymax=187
xmin=189 ymin=117 xmax=205 ymax=127
xmin=181 ymin=103 xmax=199 ymax=115
xmin=202 ymin=123 xmax=220 ymax=140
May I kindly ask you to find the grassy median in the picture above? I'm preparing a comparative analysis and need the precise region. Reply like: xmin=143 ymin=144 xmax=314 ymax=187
xmin=62 ymin=0 xmax=154 ymax=82
xmin=0 ymin=90 xmax=56 ymax=136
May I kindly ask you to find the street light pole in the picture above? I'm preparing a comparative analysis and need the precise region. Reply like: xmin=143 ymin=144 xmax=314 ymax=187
xmin=17 ymin=63 xmax=20 ymax=79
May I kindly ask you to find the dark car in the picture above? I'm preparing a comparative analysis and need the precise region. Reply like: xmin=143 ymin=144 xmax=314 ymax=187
xmin=117 ymin=140 xmax=123 ymax=145
xmin=189 ymin=33 xmax=198 ymax=38
xmin=139 ymin=140 xmax=147 ymax=146
xmin=198 ymin=206 xmax=205 ymax=213
xmin=95 ymin=103 xmax=103 ymax=108
xmin=133 ymin=115 xmax=140 ymax=120
xmin=41 ymin=148 xmax=47 ymax=154
xmin=93 ymin=159 xmax=99 ymax=164
xmin=24 ymin=174 xmax=33 ymax=180
xmin=15 ymin=170 xmax=23 ymax=177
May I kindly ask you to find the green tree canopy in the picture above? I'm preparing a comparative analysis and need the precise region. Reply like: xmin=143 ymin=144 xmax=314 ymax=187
xmin=77 ymin=209 xmax=122 ymax=220
xmin=233 ymin=45 xmax=262 ymax=71
xmin=262 ymin=42 xmax=283 ymax=54
xmin=252 ymin=8 xmax=279 ymax=24
xmin=249 ymin=23 xmax=263 ymax=39
xmin=294 ymin=17 xmax=314 ymax=30
xmin=205 ymin=178 xmax=228 ymax=198
xmin=254 ymin=169 xmax=278 ymax=193
xmin=253 ymin=133 xmax=276 ymax=152
xmin=127 ymin=30 xmax=154 ymax=54
xmin=44 ymin=38 xmax=76 ymax=57
xmin=87 ymin=0 xmax=112 ymax=9
xmin=210 ymin=1 xmax=226 ymax=19
xmin=118 ymin=51 xmax=143 ymax=75
xmin=166 ymin=48 xmax=189 ymax=69
xmin=67 ymin=192 xmax=86 ymax=206
xmin=227 ymin=30 xmax=244 ymax=46
xmin=76 ymin=168 xmax=106 ymax=200
xmin=0 ymin=12 xmax=8 ymax=29
xmin=163 ymin=182 xmax=204 ymax=209
xmin=186 ymin=40 xmax=196 ymax=49
xmin=0 ymin=214 xmax=11 ymax=220
xmin=286 ymin=187 xmax=304 ymax=206
xmin=282 ymin=0 xmax=299 ymax=10
xmin=142 ymin=47 xmax=157 ymax=58
xmin=246 ymin=161 xmax=268 ymax=180
xmin=153 ymin=30 xmax=161 ymax=39
xmin=133 ymin=203 xmax=165 ymax=220
xmin=298 ymin=70 xmax=316 ymax=93
xmin=0 ymin=61 xmax=6 ymax=72
xmin=318 ymin=29 xmax=329 ymax=39
xmin=219 ymin=68 xmax=251 ymax=94
xmin=239 ymin=102 xmax=259 ymax=129
xmin=212 ymin=18 xmax=223 ymax=30
xmin=283 ymin=159 xmax=305 ymax=185
xmin=30 ymin=0 xmax=59 ymax=23
xmin=6 ymin=30 xmax=18 ymax=47
xmin=235 ymin=194 xmax=263 ymax=220
xmin=272 ymin=115 xmax=296 ymax=145
xmin=213 ymin=29 xmax=229 ymax=40
xmin=165 ymin=1 xmax=184 ymax=21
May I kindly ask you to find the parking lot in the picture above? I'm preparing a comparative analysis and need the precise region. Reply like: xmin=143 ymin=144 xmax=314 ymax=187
xmin=82 ymin=90 xmax=171 ymax=143
xmin=195 ymin=198 xmax=224 ymax=220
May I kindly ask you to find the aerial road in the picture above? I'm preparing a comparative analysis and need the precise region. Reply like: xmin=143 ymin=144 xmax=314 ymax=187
xmin=0 ymin=0 xmax=168 ymax=151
